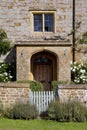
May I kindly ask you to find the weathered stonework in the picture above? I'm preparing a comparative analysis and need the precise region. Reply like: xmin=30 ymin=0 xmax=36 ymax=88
xmin=16 ymin=41 xmax=72 ymax=81
xmin=58 ymin=84 xmax=87 ymax=106
xmin=0 ymin=0 xmax=86 ymax=41
xmin=75 ymin=45 xmax=87 ymax=62
xmin=0 ymin=0 xmax=87 ymax=83
xmin=0 ymin=83 xmax=30 ymax=107
xmin=0 ymin=83 xmax=87 ymax=108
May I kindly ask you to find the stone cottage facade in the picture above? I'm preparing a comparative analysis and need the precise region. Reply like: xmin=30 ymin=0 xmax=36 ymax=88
xmin=0 ymin=0 xmax=87 ymax=90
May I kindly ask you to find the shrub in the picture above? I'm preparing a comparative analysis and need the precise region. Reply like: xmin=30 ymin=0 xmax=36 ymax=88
xmin=48 ymin=100 xmax=68 ymax=122
xmin=71 ymin=62 xmax=87 ymax=84
xmin=0 ymin=28 xmax=12 ymax=56
xmin=0 ymin=63 xmax=13 ymax=82
xmin=0 ymin=101 xmax=4 ymax=117
xmin=6 ymin=102 xmax=38 ymax=120
xmin=71 ymin=101 xmax=87 ymax=122
xmin=51 ymin=81 xmax=59 ymax=91
xmin=48 ymin=100 xmax=87 ymax=122
xmin=65 ymin=101 xmax=87 ymax=122
xmin=51 ymin=81 xmax=68 ymax=91
xmin=30 ymin=80 xmax=44 ymax=91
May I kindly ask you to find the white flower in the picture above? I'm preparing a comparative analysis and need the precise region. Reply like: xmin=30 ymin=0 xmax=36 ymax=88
xmin=9 ymin=75 xmax=12 ymax=78
xmin=1 ymin=64 xmax=4 ymax=67
xmin=74 ymin=79 xmax=80 ymax=83
xmin=80 ymin=69 xmax=85 ymax=73
xmin=4 ymin=72 xmax=8 ymax=76
xmin=72 ymin=68 xmax=76 ymax=72
xmin=4 ymin=79 xmax=6 ymax=82
xmin=74 ymin=66 xmax=77 ymax=69
xmin=6 ymin=77 xmax=8 ymax=79
xmin=79 ymin=64 xmax=81 ymax=67
xmin=81 ymin=63 xmax=83 ymax=66
xmin=80 ymin=75 xmax=86 ymax=79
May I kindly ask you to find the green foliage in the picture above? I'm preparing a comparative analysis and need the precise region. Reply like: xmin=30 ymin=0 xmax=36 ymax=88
xmin=51 ymin=81 xmax=59 ymax=91
xmin=0 ymin=29 xmax=11 ymax=56
xmin=6 ymin=102 xmax=38 ymax=120
xmin=48 ymin=100 xmax=87 ymax=122
xmin=30 ymin=80 xmax=44 ymax=91
xmin=51 ymin=80 xmax=68 ymax=91
xmin=0 ymin=101 xmax=4 ymax=117
xmin=71 ymin=62 xmax=87 ymax=84
xmin=48 ymin=100 xmax=68 ymax=121
xmin=48 ymin=100 xmax=70 ymax=122
xmin=17 ymin=80 xmax=44 ymax=91
xmin=74 ymin=21 xmax=87 ymax=45
xmin=76 ymin=32 xmax=87 ymax=44
xmin=0 ymin=63 xmax=13 ymax=82
xmin=71 ymin=101 xmax=87 ymax=122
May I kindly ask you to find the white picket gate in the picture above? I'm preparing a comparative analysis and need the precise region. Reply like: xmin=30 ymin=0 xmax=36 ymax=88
xmin=29 ymin=90 xmax=55 ymax=114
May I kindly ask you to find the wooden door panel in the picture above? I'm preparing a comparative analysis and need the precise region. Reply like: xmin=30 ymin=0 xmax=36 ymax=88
xmin=34 ymin=63 xmax=52 ymax=91
xmin=31 ymin=51 xmax=57 ymax=91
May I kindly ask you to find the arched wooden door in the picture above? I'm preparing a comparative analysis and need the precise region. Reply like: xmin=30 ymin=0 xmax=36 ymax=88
xmin=31 ymin=51 xmax=57 ymax=91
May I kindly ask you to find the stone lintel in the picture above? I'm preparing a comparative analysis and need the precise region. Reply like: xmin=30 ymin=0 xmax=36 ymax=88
xmin=15 ymin=40 xmax=72 ymax=47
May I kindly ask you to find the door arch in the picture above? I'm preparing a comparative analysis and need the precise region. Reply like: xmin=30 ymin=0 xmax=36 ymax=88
xmin=31 ymin=51 xmax=57 ymax=91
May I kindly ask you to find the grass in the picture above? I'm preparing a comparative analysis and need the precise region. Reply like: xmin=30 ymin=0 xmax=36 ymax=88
xmin=0 ymin=118 xmax=87 ymax=130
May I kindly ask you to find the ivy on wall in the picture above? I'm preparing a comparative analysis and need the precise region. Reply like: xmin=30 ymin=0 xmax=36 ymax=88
xmin=0 ymin=29 xmax=12 ymax=56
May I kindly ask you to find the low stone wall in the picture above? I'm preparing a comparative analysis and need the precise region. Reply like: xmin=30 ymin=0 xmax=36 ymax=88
xmin=0 ymin=83 xmax=30 ymax=108
xmin=0 ymin=83 xmax=87 ymax=108
xmin=58 ymin=84 xmax=87 ymax=106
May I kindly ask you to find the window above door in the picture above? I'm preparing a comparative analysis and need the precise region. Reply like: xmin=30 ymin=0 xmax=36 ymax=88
xmin=30 ymin=11 xmax=56 ymax=34
xmin=34 ymin=13 xmax=54 ymax=32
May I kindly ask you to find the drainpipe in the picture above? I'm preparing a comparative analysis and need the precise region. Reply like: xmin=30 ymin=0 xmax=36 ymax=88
xmin=72 ymin=0 xmax=75 ymax=63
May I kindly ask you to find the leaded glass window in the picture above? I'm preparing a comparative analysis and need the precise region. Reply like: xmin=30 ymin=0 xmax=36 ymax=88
xmin=44 ymin=14 xmax=53 ymax=32
xmin=34 ymin=14 xmax=42 ymax=32
xmin=34 ymin=13 xmax=54 ymax=32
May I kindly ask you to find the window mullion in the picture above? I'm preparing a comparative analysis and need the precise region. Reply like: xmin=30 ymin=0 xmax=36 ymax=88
xmin=42 ymin=14 xmax=44 ymax=32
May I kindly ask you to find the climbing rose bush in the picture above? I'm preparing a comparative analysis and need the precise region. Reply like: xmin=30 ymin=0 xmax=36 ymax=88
xmin=71 ymin=62 xmax=87 ymax=84
xmin=0 ymin=63 xmax=12 ymax=82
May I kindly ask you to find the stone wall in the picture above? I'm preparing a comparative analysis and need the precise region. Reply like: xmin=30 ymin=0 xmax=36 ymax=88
xmin=58 ymin=84 xmax=87 ymax=106
xmin=0 ymin=83 xmax=30 ymax=108
xmin=0 ymin=0 xmax=87 ymax=81
xmin=75 ymin=45 xmax=87 ymax=62
xmin=0 ymin=83 xmax=87 ymax=108
xmin=16 ymin=43 xmax=72 ymax=81
xmin=0 ymin=0 xmax=86 ymax=42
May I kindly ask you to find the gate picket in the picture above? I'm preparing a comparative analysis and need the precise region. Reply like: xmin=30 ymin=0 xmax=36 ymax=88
xmin=29 ymin=90 xmax=55 ymax=114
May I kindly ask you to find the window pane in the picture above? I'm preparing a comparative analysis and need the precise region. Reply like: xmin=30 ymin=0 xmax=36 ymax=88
xmin=44 ymin=14 xmax=53 ymax=32
xmin=34 ymin=14 xmax=42 ymax=32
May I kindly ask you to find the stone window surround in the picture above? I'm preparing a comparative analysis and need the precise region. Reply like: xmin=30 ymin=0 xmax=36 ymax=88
xmin=30 ymin=10 xmax=56 ymax=36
